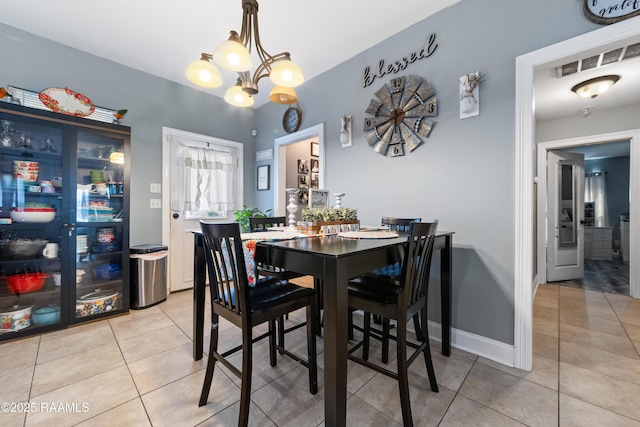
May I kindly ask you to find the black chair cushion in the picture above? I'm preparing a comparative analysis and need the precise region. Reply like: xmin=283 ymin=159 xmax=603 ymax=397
xmin=217 ymin=277 xmax=315 ymax=311
xmin=249 ymin=278 xmax=316 ymax=311
xmin=348 ymin=275 xmax=400 ymax=305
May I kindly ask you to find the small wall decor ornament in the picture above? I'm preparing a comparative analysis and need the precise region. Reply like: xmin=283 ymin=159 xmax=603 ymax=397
xmin=340 ymin=115 xmax=352 ymax=147
xmin=459 ymin=71 xmax=483 ymax=119
xmin=363 ymin=74 xmax=437 ymax=157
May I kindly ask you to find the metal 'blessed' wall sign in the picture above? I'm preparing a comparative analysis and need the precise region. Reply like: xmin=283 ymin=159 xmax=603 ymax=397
xmin=583 ymin=0 xmax=640 ymax=24
xmin=362 ymin=33 xmax=438 ymax=88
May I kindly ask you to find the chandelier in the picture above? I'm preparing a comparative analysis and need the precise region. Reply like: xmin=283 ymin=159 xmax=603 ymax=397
xmin=185 ymin=0 xmax=304 ymax=107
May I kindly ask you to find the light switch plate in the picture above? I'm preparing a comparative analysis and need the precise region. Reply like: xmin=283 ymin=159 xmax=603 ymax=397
xmin=150 ymin=199 xmax=161 ymax=209
xmin=150 ymin=183 xmax=162 ymax=193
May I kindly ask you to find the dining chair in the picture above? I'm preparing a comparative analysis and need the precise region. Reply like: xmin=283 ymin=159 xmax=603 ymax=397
xmin=198 ymin=221 xmax=318 ymax=426
xmin=381 ymin=216 xmax=422 ymax=232
xmin=249 ymin=216 xmax=304 ymax=281
xmin=248 ymin=216 xmax=310 ymax=344
xmin=349 ymin=217 xmax=422 ymax=362
xmin=249 ymin=216 xmax=287 ymax=232
xmin=347 ymin=221 xmax=439 ymax=427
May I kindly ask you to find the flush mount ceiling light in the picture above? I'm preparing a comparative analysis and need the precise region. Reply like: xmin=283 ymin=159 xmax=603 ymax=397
xmin=571 ymin=75 xmax=620 ymax=98
xmin=185 ymin=0 xmax=304 ymax=107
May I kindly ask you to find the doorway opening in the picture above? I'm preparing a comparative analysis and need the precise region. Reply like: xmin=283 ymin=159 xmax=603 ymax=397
xmin=540 ymin=139 xmax=631 ymax=296
xmin=273 ymin=124 xmax=325 ymax=217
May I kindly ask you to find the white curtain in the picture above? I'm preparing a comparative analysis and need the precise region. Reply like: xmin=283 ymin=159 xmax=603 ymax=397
xmin=174 ymin=144 xmax=235 ymax=217
xmin=585 ymin=172 xmax=608 ymax=227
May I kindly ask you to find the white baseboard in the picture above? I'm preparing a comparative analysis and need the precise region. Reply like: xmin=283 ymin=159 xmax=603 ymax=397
xmin=352 ymin=311 xmax=517 ymax=368
xmin=424 ymin=321 xmax=516 ymax=368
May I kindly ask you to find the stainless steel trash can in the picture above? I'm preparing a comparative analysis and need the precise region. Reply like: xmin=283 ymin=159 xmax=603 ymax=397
xmin=130 ymin=244 xmax=168 ymax=309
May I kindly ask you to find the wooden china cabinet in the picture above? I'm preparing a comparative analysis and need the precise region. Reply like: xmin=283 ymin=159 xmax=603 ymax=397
xmin=0 ymin=101 xmax=130 ymax=341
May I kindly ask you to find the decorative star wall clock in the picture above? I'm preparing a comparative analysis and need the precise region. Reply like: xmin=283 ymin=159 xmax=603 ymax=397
xmin=363 ymin=75 xmax=437 ymax=157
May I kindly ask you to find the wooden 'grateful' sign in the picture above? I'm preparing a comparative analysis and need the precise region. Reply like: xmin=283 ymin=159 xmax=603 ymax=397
xmin=584 ymin=0 xmax=640 ymax=24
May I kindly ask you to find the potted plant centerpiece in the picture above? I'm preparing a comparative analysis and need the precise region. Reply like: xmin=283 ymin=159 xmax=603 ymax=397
xmin=234 ymin=206 xmax=273 ymax=233
xmin=301 ymin=206 xmax=358 ymax=234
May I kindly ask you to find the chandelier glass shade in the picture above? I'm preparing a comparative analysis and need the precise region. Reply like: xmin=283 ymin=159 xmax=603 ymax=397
xmin=571 ymin=75 xmax=620 ymax=98
xmin=185 ymin=54 xmax=223 ymax=88
xmin=269 ymin=86 xmax=297 ymax=104
xmin=185 ymin=0 xmax=304 ymax=107
xmin=224 ymin=82 xmax=255 ymax=107
xmin=212 ymin=32 xmax=253 ymax=72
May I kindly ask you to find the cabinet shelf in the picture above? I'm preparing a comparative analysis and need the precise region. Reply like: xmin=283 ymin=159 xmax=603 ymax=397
xmin=0 ymin=146 xmax=62 ymax=161
xmin=0 ymin=221 xmax=63 ymax=230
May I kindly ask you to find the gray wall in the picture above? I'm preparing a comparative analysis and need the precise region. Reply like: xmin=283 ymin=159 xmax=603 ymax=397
xmin=254 ymin=0 xmax=600 ymax=344
xmin=1 ymin=0 xmax=607 ymax=346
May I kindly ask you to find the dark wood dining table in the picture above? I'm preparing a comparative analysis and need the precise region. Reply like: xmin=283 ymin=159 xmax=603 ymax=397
xmin=192 ymin=230 xmax=454 ymax=427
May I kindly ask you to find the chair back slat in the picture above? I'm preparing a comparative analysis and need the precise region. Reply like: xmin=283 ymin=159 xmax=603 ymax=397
xmin=399 ymin=221 xmax=438 ymax=307
xmin=249 ymin=216 xmax=287 ymax=231
xmin=381 ymin=217 xmax=422 ymax=232
xmin=200 ymin=221 xmax=250 ymax=317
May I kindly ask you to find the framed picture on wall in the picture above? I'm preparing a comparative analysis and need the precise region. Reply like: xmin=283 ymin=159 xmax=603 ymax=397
xmin=298 ymin=189 xmax=309 ymax=204
xmin=298 ymin=174 xmax=309 ymax=189
xmin=257 ymin=165 xmax=269 ymax=190
xmin=311 ymin=141 xmax=319 ymax=157
xmin=309 ymin=189 xmax=330 ymax=208
xmin=311 ymin=158 xmax=319 ymax=173
xmin=298 ymin=159 xmax=309 ymax=174
xmin=310 ymin=173 xmax=319 ymax=189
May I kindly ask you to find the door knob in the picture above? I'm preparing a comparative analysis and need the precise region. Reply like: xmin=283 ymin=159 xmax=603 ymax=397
xmin=173 ymin=213 xmax=179 ymax=219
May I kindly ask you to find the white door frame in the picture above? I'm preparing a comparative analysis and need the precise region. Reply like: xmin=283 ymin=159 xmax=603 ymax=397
xmin=273 ymin=124 xmax=325 ymax=216
xmin=515 ymin=16 xmax=640 ymax=371
xmin=537 ymin=132 xmax=639 ymax=288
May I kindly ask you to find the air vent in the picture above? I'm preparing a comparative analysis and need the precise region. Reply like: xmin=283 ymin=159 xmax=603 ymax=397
xmin=556 ymin=43 xmax=640 ymax=78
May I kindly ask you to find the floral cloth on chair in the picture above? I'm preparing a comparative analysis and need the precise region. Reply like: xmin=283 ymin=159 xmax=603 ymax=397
xmin=221 ymin=230 xmax=302 ymax=286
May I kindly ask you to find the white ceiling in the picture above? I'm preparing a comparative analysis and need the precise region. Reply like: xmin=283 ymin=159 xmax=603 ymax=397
xmin=534 ymin=33 xmax=640 ymax=122
xmin=0 ymin=0 xmax=460 ymax=107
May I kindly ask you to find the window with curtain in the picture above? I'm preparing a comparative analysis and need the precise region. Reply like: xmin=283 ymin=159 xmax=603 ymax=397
xmin=173 ymin=144 xmax=236 ymax=219
xmin=585 ymin=172 xmax=608 ymax=227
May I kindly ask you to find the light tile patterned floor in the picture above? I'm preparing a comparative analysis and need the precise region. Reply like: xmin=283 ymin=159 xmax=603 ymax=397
xmin=0 ymin=280 xmax=639 ymax=426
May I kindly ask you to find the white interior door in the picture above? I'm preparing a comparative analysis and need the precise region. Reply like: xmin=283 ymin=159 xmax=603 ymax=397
xmin=165 ymin=129 xmax=243 ymax=292
xmin=546 ymin=149 xmax=585 ymax=282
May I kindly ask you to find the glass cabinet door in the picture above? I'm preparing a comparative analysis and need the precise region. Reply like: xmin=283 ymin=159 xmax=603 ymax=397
xmin=0 ymin=117 xmax=66 ymax=335
xmin=74 ymin=130 xmax=128 ymax=322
